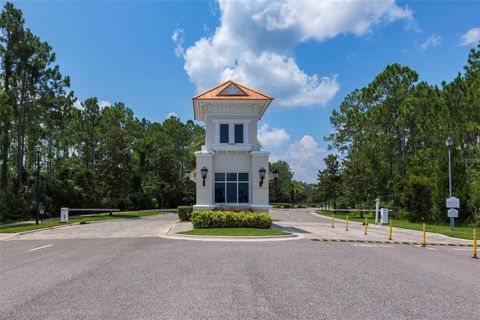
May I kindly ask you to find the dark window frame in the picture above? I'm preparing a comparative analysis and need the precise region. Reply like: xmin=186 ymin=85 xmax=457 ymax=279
xmin=234 ymin=124 xmax=244 ymax=144
xmin=214 ymin=172 xmax=249 ymax=204
xmin=220 ymin=124 xmax=229 ymax=143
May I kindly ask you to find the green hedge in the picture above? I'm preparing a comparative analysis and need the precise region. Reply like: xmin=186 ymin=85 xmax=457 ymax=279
xmin=213 ymin=205 xmax=252 ymax=212
xmin=271 ymin=203 xmax=294 ymax=208
xmin=192 ymin=210 xmax=272 ymax=229
xmin=177 ymin=206 xmax=193 ymax=221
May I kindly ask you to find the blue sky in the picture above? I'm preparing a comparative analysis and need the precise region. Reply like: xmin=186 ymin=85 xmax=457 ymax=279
xmin=9 ymin=0 xmax=480 ymax=182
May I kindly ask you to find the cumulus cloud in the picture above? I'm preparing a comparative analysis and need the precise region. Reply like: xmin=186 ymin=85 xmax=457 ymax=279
xmin=176 ymin=0 xmax=413 ymax=109
xmin=420 ymin=35 xmax=442 ymax=51
xmin=270 ymin=134 xmax=327 ymax=183
xmin=258 ymin=123 xmax=290 ymax=149
xmin=460 ymin=27 xmax=480 ymax=46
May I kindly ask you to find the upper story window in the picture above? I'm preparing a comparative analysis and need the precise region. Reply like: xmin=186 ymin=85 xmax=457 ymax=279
xmin=220 ymin=124 xmax=229 ymax=143
xmin=213 ymin=120 xmax=250 ymax=148
xmin=234 ymin=124 xmax=244 ymax=143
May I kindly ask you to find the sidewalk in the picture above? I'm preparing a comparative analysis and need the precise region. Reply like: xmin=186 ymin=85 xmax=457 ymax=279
xmin=277 ymin=211 xmax=473 ymax=245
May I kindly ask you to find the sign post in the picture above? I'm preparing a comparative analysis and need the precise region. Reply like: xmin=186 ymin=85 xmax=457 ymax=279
xmin=375 ymin=199 xmax=380 ymax=224
xmin=38 ymin=204 xmax=45 ymax=223
xmin=446 ymin=196 xmax=460 ymax=230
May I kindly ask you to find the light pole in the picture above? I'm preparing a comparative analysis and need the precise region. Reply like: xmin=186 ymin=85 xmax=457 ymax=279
xmin=184 ymin=169 xmax=191 ymax=186
xmin=183 ymin=168 xmax=191 ymax=205
xmin=35 ymin=145 xmax=41 ymax=225
xmin=446 ymin=137 xmax=454 ymax=229
xmin=272 ymin=169 xmax=279 ymax=202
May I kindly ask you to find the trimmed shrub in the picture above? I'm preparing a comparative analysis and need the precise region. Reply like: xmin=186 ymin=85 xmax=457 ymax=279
xmin=177 ymin=206 xmax=193 ymax=221
xmin=213 ymin=205 xmax=252 ymax=212
xmin=271 ymin=203 xmax=293 ymax=209
xmin=192 ymin=210 xmax=272 ymax=229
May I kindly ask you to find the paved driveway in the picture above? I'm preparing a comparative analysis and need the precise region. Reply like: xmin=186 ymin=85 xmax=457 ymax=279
xmin=5 ymin=214 xmax=178 ymax=240
xmin=271 ymin=208 xmax=471 ymax=245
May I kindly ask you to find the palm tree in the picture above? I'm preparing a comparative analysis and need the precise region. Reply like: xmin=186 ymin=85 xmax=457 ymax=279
xmin=285 ymin=181 xmax=303 ymax=204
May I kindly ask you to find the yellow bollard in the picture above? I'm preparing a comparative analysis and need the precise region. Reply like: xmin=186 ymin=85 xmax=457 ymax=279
xmin=346 ymin=215 xmax=349 ymax=231
xmin=422 ymin=223 xmax=427 ymax=247
xmin=473 ymin=228 xmax=478 ymax=259
xmin=364 ymin=217 xmax=368 ymax=235
xmin=388 ymin=220 xmax=392 ymax=240
xmin=331 ymin=213 xmax=335 ymax=228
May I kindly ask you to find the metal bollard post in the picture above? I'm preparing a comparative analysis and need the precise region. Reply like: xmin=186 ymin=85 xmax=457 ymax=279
xmin=346 ymin=215 xmax=349 ymax=231
xmin=331 ymin=213 xmax=334 ymax=228
xmin=388 ymin=220 xmax=393 ymax=240
xmin=473 ymin=228 xmax=478 ymax=259
xmin=422 ymin=223 xmax=427 ymax=247
xmin=364 ymin=217 xmax=368 ymax=235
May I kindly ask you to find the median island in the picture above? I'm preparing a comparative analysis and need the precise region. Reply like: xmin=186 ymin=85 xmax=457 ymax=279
xmin=176 ymin=207 xmax=290 ymax=237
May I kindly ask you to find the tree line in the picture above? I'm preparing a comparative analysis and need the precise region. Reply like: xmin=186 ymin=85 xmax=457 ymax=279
xmin=0 ymin=3 xmax=203 ymax=221
xmin=317 ymin=44 xmax=480 ymax=224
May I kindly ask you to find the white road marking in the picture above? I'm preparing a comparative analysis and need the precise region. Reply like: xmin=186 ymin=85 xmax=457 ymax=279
xmin=453 ymin=248 xmax=470 ymax=251
xmin=29 ymin=244 xmax=53 ymax=252
xmin=426 ymin=247 xmax=438 ymax=251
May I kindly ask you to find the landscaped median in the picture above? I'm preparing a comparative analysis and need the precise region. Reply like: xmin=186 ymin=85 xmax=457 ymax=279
xmin=316 ymin=210 xmax=476 ymax=240
xmin=175 ymin=208 xmax=291 ymax=237
xmin=0 ymin=210 xmax=175 ymax=234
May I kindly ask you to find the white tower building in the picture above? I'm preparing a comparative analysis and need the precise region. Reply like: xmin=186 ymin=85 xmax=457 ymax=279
xmin=192 ymin=80 xmax=273 ymax=212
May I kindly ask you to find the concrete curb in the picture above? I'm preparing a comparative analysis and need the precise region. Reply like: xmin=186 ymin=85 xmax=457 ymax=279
xmin=159 ymin=224 xmax=305 ymax=242
xmin=311 ymin=238 xmax=474 ymax=247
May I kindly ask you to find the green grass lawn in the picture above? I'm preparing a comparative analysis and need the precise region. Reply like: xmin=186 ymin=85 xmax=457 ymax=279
xmin=0 ymin=210 xmax=175 ymax=234
xmin=316 ymin=210 xmax=476 ymax=240
xmin=177 ymin=228 xmax=290 ymax=236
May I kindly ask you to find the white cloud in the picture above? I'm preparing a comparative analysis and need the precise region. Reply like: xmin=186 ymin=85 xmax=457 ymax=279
xmin=176 ymin=0 xmax=412 ymax=109
xmin=258 ymin=124 xmax=290 ymax=149
xmin=73 ymin=100 xmax=83 ymax=110
xmin=172 ymin=28 xmax=185 ymax=58
xmin=420 ymin=35 xmax=442 ymax=51
xmin=98 ymin=100 xmax=111 ymax=109
xmin=167 ymin=112 xmax=178 ymax=118
xmin=271 ymin=134 xmax=327 ymax=183
xmin=73 ymin=99 xmax=111 ymax=109
xmin=460 ymin=27 xmax=480 ymax=46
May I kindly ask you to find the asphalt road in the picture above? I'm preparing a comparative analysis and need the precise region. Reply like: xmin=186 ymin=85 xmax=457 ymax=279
xmin=1 ymin=231 xmax=478 ymax=319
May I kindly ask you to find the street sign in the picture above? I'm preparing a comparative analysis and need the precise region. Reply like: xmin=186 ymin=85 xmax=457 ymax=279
xmin=38 ymin=205 xmax=45 ymax=215
xmin=448 ymin=208 xmax=458 ymax=218
xmin=446 ymin=196 xmax=460 ymax=208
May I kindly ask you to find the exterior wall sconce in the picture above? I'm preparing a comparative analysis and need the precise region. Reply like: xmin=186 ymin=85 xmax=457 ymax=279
xmin=259 ymin=167 xmax=266 ymax=187
xmin=201 ymin=166 xmax=208 ymax=187
xmin=272 ymin=168 xmax=279 ymax=185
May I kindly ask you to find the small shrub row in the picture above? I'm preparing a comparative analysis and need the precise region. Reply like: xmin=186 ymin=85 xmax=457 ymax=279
xmin=192 ymin=210 xmax=272 ymax=229
xmin=271 ymin=203 xmax=293 ymax=208
xmin=213 ymin=205 xmax=252 ymax=212
xmin=177 ymin=206 xmax=193 ymax=221
xmin=272 ymin=203 xmax=309 ymax=209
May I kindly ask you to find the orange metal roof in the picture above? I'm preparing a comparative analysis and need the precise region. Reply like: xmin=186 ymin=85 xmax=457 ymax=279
xmin=193 ymin=80 xmax=273 ymax=101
